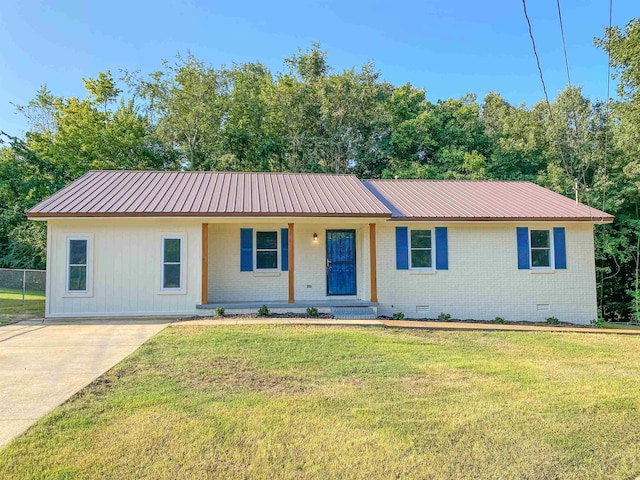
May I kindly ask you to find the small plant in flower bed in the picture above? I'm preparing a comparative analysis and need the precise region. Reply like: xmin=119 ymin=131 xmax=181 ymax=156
xmin=438 ymin=313 xmax=452 ymax=322
xmin=258 ymin=305 xmax=270 ymax=316
xmin=494 ymin=316 xmax=507 ymax=324
xmin=215 ymin=307 xmax=225 ymax=317
xmin=591 ymin=317 xmax=605 ymax=328
xmin=392 ymin=312 xmax=405 ymax=320
xmin=306 ymin=307 xmax=319 ymax=318
xmin=546 ymin=317 xmax=560 ymax=325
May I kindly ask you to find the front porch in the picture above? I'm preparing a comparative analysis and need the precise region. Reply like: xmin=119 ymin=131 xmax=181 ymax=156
xmin=199 ymin=219 xmax=380 ymax=317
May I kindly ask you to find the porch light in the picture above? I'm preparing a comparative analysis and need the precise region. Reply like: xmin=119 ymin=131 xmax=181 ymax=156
xmin=313 ymin=233 xmax=318 ymax=242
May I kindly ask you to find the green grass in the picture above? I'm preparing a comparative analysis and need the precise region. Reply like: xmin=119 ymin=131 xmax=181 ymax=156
xmin=1 ymin=326 xmax=640 ymax=479
xmin=0 ymin=288 xmax=45 ymax=324
xmin=603 ymin=321 xmax=640 ymax=330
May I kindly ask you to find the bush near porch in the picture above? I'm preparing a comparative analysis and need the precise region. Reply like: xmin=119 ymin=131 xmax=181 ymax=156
xmin=1 ymin=326 xmax=639 ymax=479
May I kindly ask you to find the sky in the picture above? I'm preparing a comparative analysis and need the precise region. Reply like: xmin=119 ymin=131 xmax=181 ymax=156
xmin=0 ymin=0 xmax=636 ymax=136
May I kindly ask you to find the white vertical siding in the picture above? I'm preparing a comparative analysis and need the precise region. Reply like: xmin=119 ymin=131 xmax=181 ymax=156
xmin=47 ymin=218 xmax=202 ymax=317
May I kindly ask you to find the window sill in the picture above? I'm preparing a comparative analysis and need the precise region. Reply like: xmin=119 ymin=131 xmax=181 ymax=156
xmin=253 ymin=271 xmax=282 ymax=277
xmin=158 ymin=289 xmax=187 ymax=295
xmin=63 ymin=292 xmax=93 ymax=298
xmin=409 ymin=270 xmax=436 ymax=275
xmin=530 ymin=269 xmax=555 ymax=274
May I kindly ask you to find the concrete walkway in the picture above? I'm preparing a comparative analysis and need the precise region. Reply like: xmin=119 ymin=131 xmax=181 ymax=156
xmin=0 ymin=318 xmax=172 ymax=448
xmin=176 ymin=317 xmax=640 ymax=335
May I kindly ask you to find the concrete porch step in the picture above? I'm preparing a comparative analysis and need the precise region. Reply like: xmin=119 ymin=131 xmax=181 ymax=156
xmin=331 ymin=306 xmax=377 ymax=320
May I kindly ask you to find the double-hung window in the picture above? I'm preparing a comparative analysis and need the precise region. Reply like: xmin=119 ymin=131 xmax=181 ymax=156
xmin=255 ymin=231 xmax=278 ymax=270
xmin=162 ymin=237 xmax=183 ymax=289
xmin=67 ymin=238 xmax=89 ymax=292
xmin=410 ymin=229 xmax=434 ymax=269
xmin=530 ymin=230 xmax=552 ymax=268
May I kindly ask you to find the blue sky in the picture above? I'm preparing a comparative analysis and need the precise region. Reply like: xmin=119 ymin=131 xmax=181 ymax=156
xmin=0 ymin=0 xmax=636 ymax=135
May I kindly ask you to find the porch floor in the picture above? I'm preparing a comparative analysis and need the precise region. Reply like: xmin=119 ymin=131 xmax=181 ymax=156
xmin=196 ymin=300 xmax=378 ymax=309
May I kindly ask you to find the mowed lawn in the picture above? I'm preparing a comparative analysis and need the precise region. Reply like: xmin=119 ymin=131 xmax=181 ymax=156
xmin=1 ymin=326 xmax=639 ymax=479
xmin=0 ymin=288 xmax=45 ymax=323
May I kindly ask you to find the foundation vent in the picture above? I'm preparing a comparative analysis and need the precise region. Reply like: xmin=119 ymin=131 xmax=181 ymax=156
xmin=416 ymin=305 xmax=430 ymax=314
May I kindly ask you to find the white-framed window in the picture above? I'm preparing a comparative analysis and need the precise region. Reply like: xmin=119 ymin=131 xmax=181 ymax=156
xmin=161 ymin=236 xmax=183 ymax=289
xmin=409 ymin=229 xmax=434 ymax=269
xmin=255 ymin=230 xmax=279 ymax=270
xmin=66 ymin=237 xmax=90 ymax=293
xmin=530 ymin=229 xmax=554 ymax=269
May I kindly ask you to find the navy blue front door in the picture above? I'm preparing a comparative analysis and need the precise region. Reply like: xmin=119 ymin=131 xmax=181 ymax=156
xmin=326 ymin=230 xmax=356 ymax=296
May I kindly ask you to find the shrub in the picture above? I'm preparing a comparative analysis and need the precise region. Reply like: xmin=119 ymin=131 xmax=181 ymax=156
xmin=215 ymin=307 xmax=225 ymax=317
xmin=392 ymin=312 xmax=405 ymax=320
xmin=591 ymin=317 xmax=605 ymax=328
xmin=306 ymin=307 xmax=319 ymax=318
xmin=494 ymin=316 xmax=507 ymax=324
xmin=546 ymin=317 xmax=560 ymax=325
xmin=258 ymin=305 xmax=270 ymax=316
xmin=438 ymin=312 xmax=451 ymax=322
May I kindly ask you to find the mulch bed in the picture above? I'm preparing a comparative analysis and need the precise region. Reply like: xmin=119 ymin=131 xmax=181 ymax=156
xmin=181 ymin=312 xmax=335 ymax=321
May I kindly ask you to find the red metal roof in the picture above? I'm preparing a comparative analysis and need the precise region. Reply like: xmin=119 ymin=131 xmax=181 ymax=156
xmin=27 ymin=171 xmax=392 ymax=218
xmin=364 ymin=179 xmax=613 ymax=222
xmin=27 ymin=171 xmax=614 ymax=222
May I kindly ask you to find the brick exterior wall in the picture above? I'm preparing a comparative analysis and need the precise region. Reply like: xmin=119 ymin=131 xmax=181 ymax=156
xmin=375 ymin=222 xmax=597 ymax=324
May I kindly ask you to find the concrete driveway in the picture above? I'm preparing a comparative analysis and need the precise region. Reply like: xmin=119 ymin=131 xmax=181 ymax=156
xmin=0 ymin=318 xmax=172 ymax=449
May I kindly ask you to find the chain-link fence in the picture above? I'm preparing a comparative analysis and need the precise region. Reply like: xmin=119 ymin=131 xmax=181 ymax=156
xmin=0 ymin=268 xmax=46 ymax=304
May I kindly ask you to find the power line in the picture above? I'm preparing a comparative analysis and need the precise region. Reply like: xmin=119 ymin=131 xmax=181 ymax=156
xmin=556 ymin=0 xmax=584 ymax=183
xmin=521 ymin=0 xmax=552 ymax=110
xmin=556 ymin=0 xmax=571 ymax=86
xmin=521 ymin=0 xmax=573 ymax=179
xmin=602 ymin=0 xmax=612 ymax=212
xmin=599 ymin=0 xmax=614 ymax=320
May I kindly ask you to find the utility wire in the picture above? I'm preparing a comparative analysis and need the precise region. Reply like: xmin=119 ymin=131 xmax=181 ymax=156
xmin=555 ymin=0 xmax=590 ymax=191
xmin=556 ymin=0 xmax=571 ymax=86
xmin=521 ymin=0 xmax=573 ymax=179
xmin=602 ymin=0 xmax=612 ymax=212
xmin=556 ymin=0 xmax=591 ymax=188
xmin=599 ymin=0 xmax=613 ymax=320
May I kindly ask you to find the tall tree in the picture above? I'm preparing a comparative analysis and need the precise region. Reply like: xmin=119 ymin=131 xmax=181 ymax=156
xmin=126 ymin=53 xmax=230 ymax=170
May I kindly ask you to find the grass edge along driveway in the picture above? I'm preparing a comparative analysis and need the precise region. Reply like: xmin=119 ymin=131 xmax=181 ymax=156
xmin=1 ymin=325 xmax=639 ymax=479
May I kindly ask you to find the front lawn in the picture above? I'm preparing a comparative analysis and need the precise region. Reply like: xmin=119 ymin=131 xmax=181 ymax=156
xmin=0 ymin=288 xmax=45 ymax=324
xmin=1 ymin=326 xmax=639 ymax=479
xmin=603 ymin=321 xmax=640 ymax=330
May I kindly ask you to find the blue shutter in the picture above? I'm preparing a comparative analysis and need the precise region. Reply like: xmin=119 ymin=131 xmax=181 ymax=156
xmin=517 ymin=227 xmax=530 ymax=270
xmin=396 ymin=226 xmax=409 ymax=270
xmin=281 ymin=228 xmax=289 ymax=271
xmin=240 ymin=228 xmax=253 ymax=271
xmin=554 ymin=227 xmax=566 ymax=269
xmin=435 ymin=227 xmax=448 ymax=270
